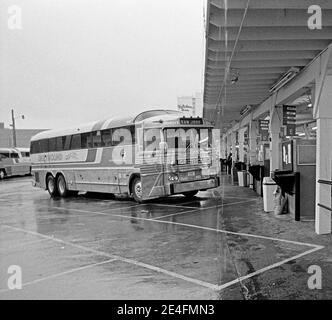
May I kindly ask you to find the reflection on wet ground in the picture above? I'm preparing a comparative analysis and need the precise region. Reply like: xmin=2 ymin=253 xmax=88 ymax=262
xmin=0 ymin=175 xmax=332 ymax=299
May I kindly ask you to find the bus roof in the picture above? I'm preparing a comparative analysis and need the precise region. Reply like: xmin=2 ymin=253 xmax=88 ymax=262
xmin=30 ymin=110 xmax=210 ymax=141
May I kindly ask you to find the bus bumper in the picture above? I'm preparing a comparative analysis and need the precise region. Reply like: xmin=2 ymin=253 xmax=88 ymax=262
xmin=170 ymin=177 xmax=219 ymax=195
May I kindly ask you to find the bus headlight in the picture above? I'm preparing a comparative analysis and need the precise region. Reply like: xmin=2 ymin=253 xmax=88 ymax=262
xmin=168 ymin=174 xmax=179 ymax=182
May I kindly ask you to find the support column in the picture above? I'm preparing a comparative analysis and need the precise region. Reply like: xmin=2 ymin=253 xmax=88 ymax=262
xmin=248 ymin=120 xmax=258 ymax=166
xmin=238 ymin=128 xmax=246 ymax=162
xmin=315 ymin=75 xmax=332 ymax=235
xmin=231 ymin=131 xmax=237 ymax=163
xmin=270 ymin=106 xmax=282 ymax=174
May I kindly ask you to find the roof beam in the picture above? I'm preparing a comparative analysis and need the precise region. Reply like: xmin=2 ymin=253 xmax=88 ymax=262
xmin=208 ymin=39 xmax=331 ymax=52
xmin=208 ymin=26 xmax=332 ymax=41
xmin=210 ymin=0 xmax=332 ymax=10
xmin=207 ymin=50 xmax=320 ymax=61
xmin=210 ymin=9 xmax=332 ymax=27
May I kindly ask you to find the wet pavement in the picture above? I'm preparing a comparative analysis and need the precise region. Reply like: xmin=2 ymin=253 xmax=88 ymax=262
xmin=1 ymin=175 xmax=332 ymax=300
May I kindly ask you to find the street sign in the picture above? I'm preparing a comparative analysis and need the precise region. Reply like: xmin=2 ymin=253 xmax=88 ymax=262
xmin=283 ymin=105 xmax=297 ymax=136
xmin=258 ymin=119 xmax=270 ymax=141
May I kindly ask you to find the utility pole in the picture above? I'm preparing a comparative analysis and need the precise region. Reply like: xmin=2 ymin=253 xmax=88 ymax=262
xmin=11 ymin=109 xmax=17 ymax=148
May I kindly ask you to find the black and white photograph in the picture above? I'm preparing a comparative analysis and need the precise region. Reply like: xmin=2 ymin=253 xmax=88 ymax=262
xmin=1 ymin=0 xmax=332 ymax=306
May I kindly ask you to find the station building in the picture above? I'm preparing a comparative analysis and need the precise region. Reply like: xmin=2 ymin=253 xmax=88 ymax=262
xmin=0 ymin=122 xmax=45 ymax=148
xmin=203 ymin=0 xmax=332 ymax=234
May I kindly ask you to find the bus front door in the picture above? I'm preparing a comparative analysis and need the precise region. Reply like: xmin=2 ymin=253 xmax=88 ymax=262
xmin=137 ymin=128 xmax=166 ymax=200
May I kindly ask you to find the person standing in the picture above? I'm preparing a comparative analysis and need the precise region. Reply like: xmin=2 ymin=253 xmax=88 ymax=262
xmin=227 ymin=153 xmax=232 ymax=175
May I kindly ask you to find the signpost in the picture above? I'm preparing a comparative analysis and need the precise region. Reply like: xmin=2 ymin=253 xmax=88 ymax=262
xmin=283 ymin=105 xmax=297 ymax=136
xmin=258 ymin=119 xmax=270 ymax=142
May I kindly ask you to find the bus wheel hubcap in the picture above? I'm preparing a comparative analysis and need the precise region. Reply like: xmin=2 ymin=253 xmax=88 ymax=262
xmin=135 ymin=181 xmax=142 ymax=199
xmin=59 ymin=179 xmax=65 ymax=194
xmin=48 ymin=179 xmax=54 ymax=192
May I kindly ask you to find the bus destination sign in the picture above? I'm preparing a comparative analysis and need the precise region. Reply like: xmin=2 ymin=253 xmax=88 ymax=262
xmin=180 ymin=118 xmax=203 ymax=125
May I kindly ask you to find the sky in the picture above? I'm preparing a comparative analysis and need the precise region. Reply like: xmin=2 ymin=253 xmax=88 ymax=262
xmin=0 ymin=0 xmax=206 ymax=129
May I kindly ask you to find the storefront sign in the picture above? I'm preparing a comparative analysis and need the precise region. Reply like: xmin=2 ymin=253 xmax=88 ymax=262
xmin=258 ymin=119 xmax=270 ymax=142
xmin=283 ymin=105 xmax=297 ymax=136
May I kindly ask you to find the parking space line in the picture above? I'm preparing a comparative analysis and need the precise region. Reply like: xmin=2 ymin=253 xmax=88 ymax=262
xmin=148 ymin=203 xmax=201 ymax=209
xmin=152 ymin=199 xmax=258 ymax=220
xmin=41 ymin=205 xmax=322 ymax=248
xmin=215 ymin=246 xmax=323 ymax=291
xmin=0 ymin=258 xmax=117 ymax=294
xmin=1 ymin=225 xmax=219 ymax=291
xmin=153 ymin=209 xmax=199 ymax=220
xmin=99 ymin=204 xmax=143 ymax=213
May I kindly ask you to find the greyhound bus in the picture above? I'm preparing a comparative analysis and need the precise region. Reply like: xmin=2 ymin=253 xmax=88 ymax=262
xmin=30 ymin=110 xmax=220 ymax=202
xmin=0 ymin=147 xmax=31 ymax=179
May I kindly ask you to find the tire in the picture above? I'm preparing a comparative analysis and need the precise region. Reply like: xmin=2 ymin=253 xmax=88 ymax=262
xmin=131 ymin=176 xmax=143 ymax=203
xmin=57 ymin=174 xmax=68 ymax=198
xmin=182 ymin=190 xmax=198 ymax=198
xmin=46 ymin=175 xmax=58 ymax=197
xmin=0 ymin=169 xmax=6 ymax=180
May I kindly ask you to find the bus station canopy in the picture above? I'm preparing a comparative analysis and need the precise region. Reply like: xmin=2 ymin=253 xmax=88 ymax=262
xmin=203 ymin=0 xmax=332 ymax=132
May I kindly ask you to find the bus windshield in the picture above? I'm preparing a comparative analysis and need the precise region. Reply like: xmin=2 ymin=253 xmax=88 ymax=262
xmin=164 ymin=128 xmax=212 ymax=150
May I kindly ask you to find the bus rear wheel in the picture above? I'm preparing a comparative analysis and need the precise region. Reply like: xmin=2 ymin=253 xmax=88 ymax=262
xmin=132 ymin=177 xmax=143 ymax=203
xmin=47 ymin=175 xmax=58 ymax=197
xmin=182 ymin=190 xmax=198 ymax=198
xmin=57 ymin=174 xmax=69 ymax=198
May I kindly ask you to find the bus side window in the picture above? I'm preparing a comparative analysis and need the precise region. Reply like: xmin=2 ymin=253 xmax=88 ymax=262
xmin=49 ymin=138 xmax=56 ymax=152
xmin=56 ymin=137 xmax=63 ymax=151
xmin=71 ymin=134 xmax=81 ymax=150
xmin=112 ymin=127 xmax=134 ymax=146
xmin=101 ymin=129 xmax=112 ymax=147
xmin=40 ymin=139 xmax=49 ymax=153
xmin=92 ymin=131 xmax=102 ymax=148
xmin=81 ymin=133 xmax=90 ymax=149
xmin=31 ymin=141 xmax=40 ymax=154
xmin=0 ymin=152 xmax=10 ymax=159
xmin=11 ymin=153 xmax=19 ymax=159
xmin=63 ymin=136 xmax=72 ymax=151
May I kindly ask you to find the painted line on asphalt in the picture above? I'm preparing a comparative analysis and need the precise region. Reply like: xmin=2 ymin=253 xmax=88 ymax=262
xmin=99 ymin=204 xmax=143 ymax=213
xmin=0 ymin=258 xmax=117 ymax=294
xmin=215 ymin=246 xmax=324 ymax=291
xmin=1 ymin=225 xmax=220 ymax=291
xmin=146 ymin=203 xmax=201 ymax=210
xmin=153 ymin=199 xmax=258 ymax=220
xmin=41 ymin=204 xmax=323 ymax=249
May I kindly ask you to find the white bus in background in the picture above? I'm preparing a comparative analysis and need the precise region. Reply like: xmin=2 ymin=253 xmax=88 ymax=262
xmin=30 ymin=110 xmax=220 ymax=202
xmin=0 ymin=147 xmax=32 ymax=179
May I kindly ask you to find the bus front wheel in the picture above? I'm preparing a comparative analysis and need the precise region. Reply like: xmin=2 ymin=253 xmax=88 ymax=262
xmin=47 ymin=175 xmax=58 ymax=197
xmin=0 ymin=169 xmax=6 ymax=180
xmin=57 ymin=174 xmax=68 ymax=198
xmin=132 ymin=177 xmax=143 ymax=203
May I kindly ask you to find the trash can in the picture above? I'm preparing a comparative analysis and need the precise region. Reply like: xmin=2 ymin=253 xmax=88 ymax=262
xmin=238 ymin=171 xmax=248 ymax=187
xmin=263 ymin=177 xmax=277 ymax=212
